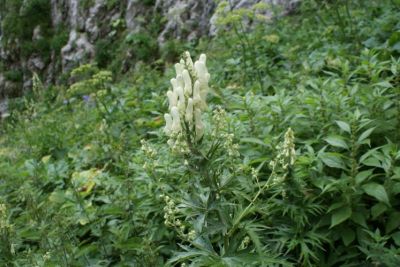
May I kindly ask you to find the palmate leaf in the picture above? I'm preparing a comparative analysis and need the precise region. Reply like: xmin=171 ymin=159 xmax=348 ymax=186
xmin=167 ymin=247 xmax=213 ymax=265
xmin=168 ymin=244 xmax=290 ymax=267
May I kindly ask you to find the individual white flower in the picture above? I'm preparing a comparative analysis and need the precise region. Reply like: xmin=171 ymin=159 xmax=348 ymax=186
xmin=188 ymin=230 xmax=196 ymax=240
xmin=171 ymin=107 xmax=182 ymax=133
xmin=194 ymin=60 xmax=208 ymax=83
xmin=176 ymin=86 xmax=185 ymax=112
xmin=175 ymin=63 xmax=184 ymax=76
xmin=185 ymin=98 xmax=194 ymax=123
xmin=176 ymin=74 xmax=185 ymax=91
xmin=193 ymin=80 xmax=202 ymax=106
xmin=170 ymin=78 xmax=178 ymax=91
xmin=182 ymin=69 xmax=192 ymax=96
xmin=167 ymin=90 xmax=178 ymax=109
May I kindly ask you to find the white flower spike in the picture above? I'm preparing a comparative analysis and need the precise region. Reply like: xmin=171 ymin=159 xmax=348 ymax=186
xmin=164 ymin=51 xmax=210 ymax=145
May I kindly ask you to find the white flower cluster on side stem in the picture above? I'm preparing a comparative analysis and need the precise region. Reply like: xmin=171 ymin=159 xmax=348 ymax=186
xmin=270 ymin=128 xmax=296 ymax=185
xmin=164 ymin=52 xmax=210 ymax=146
xmin=161 ymin=194 xmax=197 ymax=241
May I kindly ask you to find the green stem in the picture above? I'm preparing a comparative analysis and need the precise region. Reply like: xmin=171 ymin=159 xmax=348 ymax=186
xmin=226 ymin=167 xmax=277 ymax=238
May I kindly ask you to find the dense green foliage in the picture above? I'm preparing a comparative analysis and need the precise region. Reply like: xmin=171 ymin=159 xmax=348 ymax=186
xmin=1 ymin=0 xmax=400 ymax=266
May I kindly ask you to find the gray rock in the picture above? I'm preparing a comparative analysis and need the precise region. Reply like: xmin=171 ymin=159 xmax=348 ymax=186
xmin=126 ymin=0 xmax=145 ymax=32
xmin=0 ymin=0 xmax=301 ymax=100
xmin=61 ymin=30 xmax=95 ymax=72
xmin=0 ymin=74 xmax=5 ymax=97
xmin=28 ymin=55 xmax=46 ymax=71
xmin=85 ymin=0 xmax=107 ymax=41
xmin=32 ymin=26 xmax=43 ymax=41
xmin=0 ymin=98 xmax=9 ymax=119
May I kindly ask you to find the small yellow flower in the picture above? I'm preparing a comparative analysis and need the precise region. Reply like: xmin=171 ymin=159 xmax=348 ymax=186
xmin=264 ymin=34 xmax=280 ymax=44
xmin=41 ymin=155 xmax=51 ymax=164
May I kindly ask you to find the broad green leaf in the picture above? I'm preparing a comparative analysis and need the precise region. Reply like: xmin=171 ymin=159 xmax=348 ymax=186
xmin=320 ymin=152 xmax=346 ymax=169
xmin=359 ymin=148 xmax=380 ymax=163
xmin=392 ymin=167 xmax=400 ymax=180
xmin=357 ymin=127 xmax=375 ymax=144
xmin=328 ymin=202 xmax=345 ymax=213
xmin=355 ymin=169 xmax=373 ymax=184
xmin=325 ymin=136 xmax=349 ymax=149
xmin=351 ymin=211 xmax=367 ymax=228
xmin=331 ymin=206 xmax=352 ymax=228
xmin=341 ymin=226 xmax=355 ymax=246
xmin=336 ymin=120 xmax=351 ymax=134
xmin=392 ymin=232 xmax=400 ymax=246
xmin=392 ymin=182 xmax=400 ymax=195
xmin=371 ymin=202 xmax=387 ymax=219
xmin=386 ymin=211 xmax=400 ymax=233
xmin=361 ymin=157 xmax=381 ymax=168
xmin=240 ymin=137 xmax=268 ymax=147
xmin=362 ymin=183 xmax=390 ymax=205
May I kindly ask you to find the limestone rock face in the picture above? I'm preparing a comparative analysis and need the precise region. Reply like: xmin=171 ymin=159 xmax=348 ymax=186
xmin=0 ymin=0 xmax=300 ymax=98
xmin=61 ymin=30 xmax=95 ymax=72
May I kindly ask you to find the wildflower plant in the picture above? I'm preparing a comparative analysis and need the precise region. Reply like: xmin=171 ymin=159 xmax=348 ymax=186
xmin=155 ymin=52 xmax=291 ymax=266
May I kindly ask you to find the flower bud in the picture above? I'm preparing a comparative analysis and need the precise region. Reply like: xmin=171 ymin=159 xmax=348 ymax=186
xmin=200 ymin=54 xmax=206 ymax=63
xmin=194 ymin=108 xmax=204 ymax=139
xmin=184 ymin=51 xmax=194 ymax=68
xmin=182 ymin=70 xmax=192 ymax=96
xmin=175 ymin=63 xmax=184 ymax=76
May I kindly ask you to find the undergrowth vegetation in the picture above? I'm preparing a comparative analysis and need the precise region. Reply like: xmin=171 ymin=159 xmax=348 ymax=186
xmin=1 ymin=0 xmax=400 ymax=266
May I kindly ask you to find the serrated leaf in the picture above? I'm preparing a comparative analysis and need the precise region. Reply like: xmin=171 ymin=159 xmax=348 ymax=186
xmin=325 ymin=136 xmax=349 ymax=149
xmin=336 ymin=120 xmax=351 ymax=134
xmin=357 ymin=127 xmax=375 ymax=144
xmin=362 ymin=183 xmax=390 ymax=205
xmin=331 ymin=206 xmax=352 ymax=228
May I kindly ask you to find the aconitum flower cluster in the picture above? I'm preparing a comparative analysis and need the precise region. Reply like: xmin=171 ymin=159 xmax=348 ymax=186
xmin=270 ymin=128 xmax=296 ymax=185
xmin=164 ymin=52 xmax=210 ymax=145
